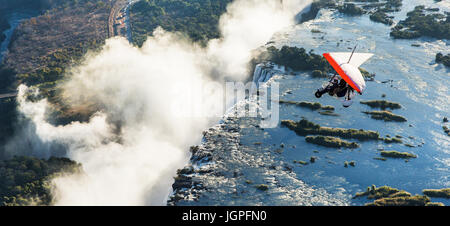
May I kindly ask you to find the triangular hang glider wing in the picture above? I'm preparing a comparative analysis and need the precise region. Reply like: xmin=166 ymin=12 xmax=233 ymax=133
xmin=327 ymin=52 xmax=374 ymax=67
xmin=323 ymin=52 xmax=373 ymax=94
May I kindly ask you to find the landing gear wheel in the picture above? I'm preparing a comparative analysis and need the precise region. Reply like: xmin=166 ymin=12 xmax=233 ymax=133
xmin=315 ymin=90 xmax=322 ymax=98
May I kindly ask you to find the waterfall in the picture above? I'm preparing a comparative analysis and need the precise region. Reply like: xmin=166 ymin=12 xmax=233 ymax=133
xmin=252 ymin=62 xmax=286 ymax=87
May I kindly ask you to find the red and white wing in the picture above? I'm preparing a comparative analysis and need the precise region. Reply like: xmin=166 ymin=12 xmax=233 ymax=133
xmin=323 ymin=52 xmax=373 ymax=94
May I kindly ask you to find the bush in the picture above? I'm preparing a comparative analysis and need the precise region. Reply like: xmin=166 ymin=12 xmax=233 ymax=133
xmin=380 ymin=150 xmax=417 ymax=159
xmin=0 ymin=156 xmax=81 ymax=206
xmin=390 ymin=6 xmax=450 ymax=39
xmin=252 ymin=46 xmax=333 ymax=73
xmin=436 ymin=52 xmax=450 ymax=67
xmin=281 ymin=119 xmax=381 ymax=141
xmin=370 ymin=10 xmax=393 ymax=25
xmin=362 ymin=110 xmax=407 ymax=122
xmin=338 ymin=3 xmax=364 ymax=16
xmin=130 ymin=0 xmax=232 ymax=47
xmin=360 ymin=100 xmax=402 ymax=110
xmin=422 ymin=188 xmax=450 ymax=198
xmin=305 ymin=135 xmax=359 ymax=148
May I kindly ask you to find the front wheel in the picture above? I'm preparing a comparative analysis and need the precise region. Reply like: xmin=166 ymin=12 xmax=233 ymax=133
xmin=315 ymin=90 xmax=322 ymax=98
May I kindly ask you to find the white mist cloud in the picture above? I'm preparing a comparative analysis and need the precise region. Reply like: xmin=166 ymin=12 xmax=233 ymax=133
xmin=13 ymin=0 xmax=311 ymax=205
xmin=208 ymin=0 xmax=307 ymax=80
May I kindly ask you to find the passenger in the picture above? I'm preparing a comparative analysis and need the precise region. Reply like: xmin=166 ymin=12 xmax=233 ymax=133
xmin=315 ymin=77 xmax=348 ymax=98
xmin=330 ymin=79 xmax=348 ymax=97
xmin=315 ymin=77 xmax=355 ymax=108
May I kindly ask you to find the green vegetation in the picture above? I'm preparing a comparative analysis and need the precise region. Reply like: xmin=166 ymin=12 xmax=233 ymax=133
xmin=425 ymin=202 xmax=445 ymax=206
xmin=130 ymin=0 xmax=232 ymax=47
xmin=0 ymin=98 xmax=16 ymax=157
xmin=443 ymin=126 xmax=450 ymax=136
xmin=353 ymin=185 xmax=434 ymax=206
xmin=373 ymin=157 xmax=387 ymax=161
xmin=362 ymin=110 xmax=407 ymax=122
xmin=390 ymin=5 xmax=450 ymax=39
xmin=365 ymin=0 xmax=403 ymax=12
xmin=0 ymin=1 xmax=108 ymax=202
xmin=252 ymin=46 xmax=333 ymax=74
xmin=435 ymin=53 xmax=450 ymax=67
xmin=360 ymin=100 xmax=402 ymax=110
xmin=300 ymin=0 xmax=402 ymax=26
xmin=252 ymin=45 xmax=374 ymax=79
xmin=354 ymin=185 xmax=401 ymax=199
xmin=383 ymin=136 xmax=402 ymax=143
xmin=0 ymin=66 xmax=16 ymax=93
xmin=318 ymin=110 xmax=339 ymax=116
xmin=281 ymin=119 xmax=403 ymax=145
xmin=0 ymin=156 xmax=81 ymax=206
xmin=380 ymin=150 xmax=417 ymax=159
xmin=293 ymin=160 xmax=309 ymax=165
xmin=389 ymin=190 xmax=413 ymax=198
xmin=6 ymin=0 xmax=110 ymax=87
xmin=344 ymin=160 xmax=356 ymax=167
xmin=279 ymin=100 xmax=322 ymax=110
xmin=0 ymin=0 xmax=112 ymax=128
xmin=1 ymin=0 xmax=111 ymax=122
xmin=255 ymin=184 xmax=269 ymax=191
xmin=358 ymin=67 xmax=375 ymax=80
xmin=278 ymin=101 xmax=338 ymax=116
xmin=384 ymin=0 xmax=403 ymax=11
xmin=321 ymin=105 xmax=335 ymax=111
xmin=311 ymin=70 xmax=325 ymax=77
xmin=366 ymin=195 xmax=430 ymax=206
xmin=422 ymin=188 xmax=450 ymax=198
xmin=305 ymin=135 xmax=359 ymax=148
xmin=369 ymin=9 xmax=393 ymax=25
xmin=0 ymin=66 xmax=18 ymax=156
xmin=338 ymin=3 xmax=364 ymax=16
xmin=347 ymin=0 xmax=402 ymax=26
xmin=281 ymin=119 xmax=381 ymax=141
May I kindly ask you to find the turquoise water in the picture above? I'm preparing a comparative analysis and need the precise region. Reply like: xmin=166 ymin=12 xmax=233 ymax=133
xmin=263 ymin=0 xmax=449 ymax=205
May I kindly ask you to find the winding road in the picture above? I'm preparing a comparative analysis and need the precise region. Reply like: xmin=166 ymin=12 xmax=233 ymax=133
xmin=108 ymin=0 xmax=135 ymax=42
xmin=108 ymin=0 xmax=127 ymax=38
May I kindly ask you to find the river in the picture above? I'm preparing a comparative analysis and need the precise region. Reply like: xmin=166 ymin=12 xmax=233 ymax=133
xmin=171 ymin=0 xmax=450 ymax=206
xmin=0 ymin=9 xmax=38 ymax=62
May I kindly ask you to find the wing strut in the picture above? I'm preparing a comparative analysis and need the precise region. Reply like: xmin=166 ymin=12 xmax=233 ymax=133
xmin=347 ymin=45 xmax=357 ymax=64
